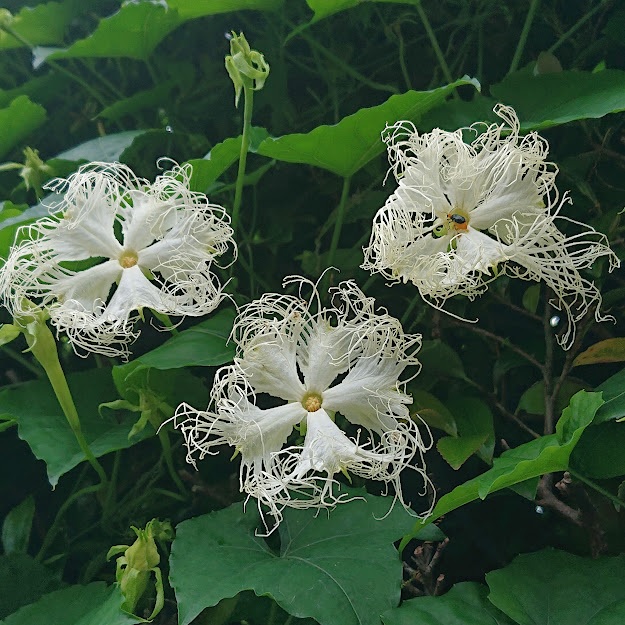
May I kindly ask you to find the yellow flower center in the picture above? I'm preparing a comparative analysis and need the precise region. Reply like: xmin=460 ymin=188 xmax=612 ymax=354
xmin=302 ymin=392 xmax=322 ymax=413
xmin=119 ymin=250 xmax=139 ymax=268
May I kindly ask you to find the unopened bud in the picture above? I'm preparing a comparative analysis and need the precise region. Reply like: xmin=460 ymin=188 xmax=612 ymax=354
xmin=225 ymin=31 xmax=270 ymax=107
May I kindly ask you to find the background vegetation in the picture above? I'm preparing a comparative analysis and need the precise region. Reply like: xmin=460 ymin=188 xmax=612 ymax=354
xmin=1 ymin=1 xmax=625 ymax=624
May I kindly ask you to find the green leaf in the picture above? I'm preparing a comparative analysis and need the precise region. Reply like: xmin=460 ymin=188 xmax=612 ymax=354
xmin=571 ymin=421 xmax=625 ymax=479
xmin=38 ymin=3 xmax=183 ymax=63
xmin=0 ymin=369 xmax=151 ymax=487
xmin=54 ymin=130 xmax=145 ymax=162
xmin=401 ymin=391 xmax=603 ymax=546
xmin=128 ymin=307 xmax=236 ymax=372
xmin=97 ymin=81 xmax=178 ymax=121
xmin=304 ymin=0 xmax=420 ymax=24
xmin=382 ymin=582 xmax=514 ymax=625
xmin=187 ymin=128 xmax=269 ymax=191
xmin=170 ymin=492 xmax=414 ymax=625
xmin=411 ymin=389 xmax=458 ymax=436
xmin=594 ymin=367 xmax=625 ymax=424
xmin=0 ymin=96 xmax=46 ymax=159
xmin=0 ymin=324 xmax=20 ymax=347
xmin=255 ymin=78 xmax=479 ymax=177
xmin=166 ymin=0 xmax=284 ymax=19
xmin=417 ymin=339 xmax=467 ymax=390
xmin=0 ymin=2 xmax=76 ymax=50
xmin=436 ymin=397 xmax=495 ymax=469
xmin=517 ymin=379 xmax=586 ymax=416
xmin=486 ymin=549 xmax=625 ymax=625
xmin=491 ymin=69 xmax=625 ymax=131
xmin=0 ymin=582 xmax=137 ymax=625
xmin=0 ymin=555 xmax=63 ymax=619
xmin=1 ymin=496 xmax=35 ymax=554
xmin=573 ymin=338 xmax=625 ymax=367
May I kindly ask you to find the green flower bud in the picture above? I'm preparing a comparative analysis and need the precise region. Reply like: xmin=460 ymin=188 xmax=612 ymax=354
xmin=225 ymin=31 xmax=270 ymax=107
xmin=19 ymin=147 xmax=52 ymax=198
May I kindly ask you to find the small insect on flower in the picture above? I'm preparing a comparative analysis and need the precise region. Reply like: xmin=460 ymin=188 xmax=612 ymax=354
xmin=173 ymin=277 xmax=433 ymax=532
xmin=362 ymin=104 xmax=620 ymax=349
xmin=0 ymin=161 xmax=236 ymax=358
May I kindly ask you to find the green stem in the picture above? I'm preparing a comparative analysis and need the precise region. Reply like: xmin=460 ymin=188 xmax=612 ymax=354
xmin=0 ymin=345 xmax=44 ymax=378
xmin=36 ymin=484 xmax=103 ymax=562
xmin=288 ymin=20 xmax=399 ymax=94
xmin=152 ymin=311 xmax=180 ymax=335
xmin=508 ymin=0 xmax=541 ymax=74
xmin=327 ymin=176 xmax=352 ymax=268
xmin=25 ymin=319 xmax=108 ymax=486
xmin=158 ymin=428 xmax=187 ymax=496
xmin=395 ymin=24 xmax=413 ymax=91
xmin=569 ymin=468 xmax=625 ymax=509
xmin=0 ymin=25 xmax=109 ymax=108
xmin=549 ymin=0 xmax=611 ymax=54
xmin=232 ymin=86 xmax=254 ymax=233
xmin=415 ymin=1 xmax=454 ymax=85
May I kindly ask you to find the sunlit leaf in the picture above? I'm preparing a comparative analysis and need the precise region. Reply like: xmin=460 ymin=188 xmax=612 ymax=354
xmin=0 ymin=582 xmax=136 ymax=625
xmin=573 ymin=338 xmax=625 ymax=367
xmin=0 ymin=369 xmax=151 ymax=487
xmin=36 ymin=3 xmax=183 ymax=63
xmin=0 ymin=2 xmax=75 ymax=50
xmin=0 ymin=96 xmax=46 ymax=159
xmin=304 ymin=0 xmax=419 ymax=24
xmin=486 ymin=549 xmax=625 ymax=625
xmin=255 ymin=78 xmax=479 ymax=177
xmin=166 ymin=0 xmax=284 ymax=18
xmin=170 ymin=492 xmax=414 ymax=625
xmin=491 ymin=69 xmax=625 ymax=130
xmin=401 ymin=391 xmax=602 ymax=546
xmin=382 ymin=582 xmax=513 ymax=625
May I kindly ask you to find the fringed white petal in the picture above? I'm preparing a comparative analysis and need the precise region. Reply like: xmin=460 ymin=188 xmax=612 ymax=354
xmin=1 ymin=160 xmax=235 ymax=357
xmin=362 ymin=104 xmax=620 ymax=347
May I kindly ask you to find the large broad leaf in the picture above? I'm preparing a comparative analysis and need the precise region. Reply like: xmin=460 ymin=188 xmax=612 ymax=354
xmin=0 ymin=582 xmax=137 ymax=625
xmin=486 ymin=549 xmax=625 ymax=625
xmin=0 ymin=96 xmax=46 ymax=159
xmin=166 ymin=0 xmax=284 ymax=18
xmin=255 ymin=78 xmax=479 ymax=177
xmin=0 ymin=2 xmax=76 ymax=50
xmin=491 ymin=69 xmax=625 ymax=131
xmin=54 ymin=131 xmax=146 ymax=162
xmin=592 ymin=367 xmax=625 ymax=424
xmin=303 ymin=0 xmax=419 ymax=24
xmin=188 ymin=127 xmax=269 ymax=191
xmin=382 ymin=582 xmax=513 ymax=625
xmin=170 ymin=492 xmax=414 ymax=625
xmin=36 ymin=3 xmax=183 ymax=63
xmin=128 ymin=307 xmax=236 ymax=372
xmin=0 ymin=555 xmax=63 ymax=620
xmin=0 ymin=369 xmax=150 ymax=487
xmin=401 ymin=390 xmax=603 ymax=547
xmin=571 ymin=421 xmax=625 ymax=479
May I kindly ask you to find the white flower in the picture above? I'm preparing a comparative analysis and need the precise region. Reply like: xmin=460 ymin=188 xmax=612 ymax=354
xmin=362 ymin=104 xmax=620 ymax=349
xmin=174 ymin=277 xmax=432 ymax=529
xmin=0 ymin=161 xmax=235 ymax=358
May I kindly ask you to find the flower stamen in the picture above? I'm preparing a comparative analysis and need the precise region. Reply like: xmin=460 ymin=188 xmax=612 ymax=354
xmin=302 ymin=391 xmax=323 ymax=413
xmin=119 ymin=250 xmax=139 ymax=269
